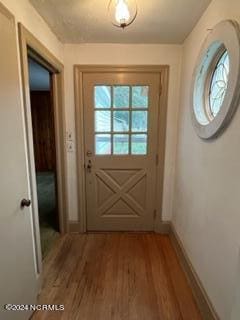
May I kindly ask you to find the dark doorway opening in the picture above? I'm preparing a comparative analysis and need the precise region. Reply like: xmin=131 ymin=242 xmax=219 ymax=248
xmin=28 ymin=57 xmax=59 ymax=258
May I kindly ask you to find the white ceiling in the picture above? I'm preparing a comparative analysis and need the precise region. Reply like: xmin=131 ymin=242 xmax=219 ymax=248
xmin=29 ymin=0 xmax=211 ymax=44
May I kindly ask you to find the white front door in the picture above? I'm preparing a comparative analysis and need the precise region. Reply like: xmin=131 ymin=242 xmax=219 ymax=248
xmin=83 ymin=72 xmax=161 ymax=231
xmin=0 ymin=5 xmax=38 ymax=320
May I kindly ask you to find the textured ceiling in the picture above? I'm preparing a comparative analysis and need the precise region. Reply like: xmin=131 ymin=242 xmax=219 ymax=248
xmin=29 ymin=0 xmax=211 ymax=44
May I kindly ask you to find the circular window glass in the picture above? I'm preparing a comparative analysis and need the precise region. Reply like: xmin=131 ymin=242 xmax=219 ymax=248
xmin=191 ymin=20 xmax=240 ymax=139
xmin=208 ymin=50 xmax=230 ymax=119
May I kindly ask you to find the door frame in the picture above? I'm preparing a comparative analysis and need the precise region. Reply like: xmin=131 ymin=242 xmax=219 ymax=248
xmin=74 ymin=65 xmax=169 ymax=233
xmin=18 ymin=24 xmax=68 ymax=273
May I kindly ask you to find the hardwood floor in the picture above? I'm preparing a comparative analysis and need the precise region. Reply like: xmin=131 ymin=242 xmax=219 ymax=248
xmin=32 ymin=233 xmax=202 ymax=320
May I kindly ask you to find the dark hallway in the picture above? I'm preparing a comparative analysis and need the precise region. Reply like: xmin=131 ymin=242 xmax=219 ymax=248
xmin=29 ymin=58 xmax=59 ymax=258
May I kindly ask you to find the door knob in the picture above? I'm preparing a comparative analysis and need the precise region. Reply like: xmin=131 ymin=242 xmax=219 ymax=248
xmin=86 ymin=160 xmax=92 ymax=173
xmin=20 ymin=199 xmax=31 ymax=208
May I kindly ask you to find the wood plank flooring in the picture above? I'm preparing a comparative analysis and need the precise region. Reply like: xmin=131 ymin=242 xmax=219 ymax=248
xmin=32 ymin=233 xmax=202 ymax=320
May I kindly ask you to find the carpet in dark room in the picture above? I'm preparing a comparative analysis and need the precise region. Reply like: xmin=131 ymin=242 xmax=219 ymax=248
xmin=36 ymin=171 xmax=59 ymax=258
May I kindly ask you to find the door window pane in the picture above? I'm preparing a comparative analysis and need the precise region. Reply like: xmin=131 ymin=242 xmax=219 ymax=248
xmin=95 ymin=111 xmax=111 ymax=132
xmin=131 ymin=134 xmax=147 ymax=155
xmin=113 ymin=134 xmax=129 ymax=155
xmin=132 ymin=86 xmax=149 ymax=108
xmin=94 ymin=86 xmax=111 ymax=108
xmin=113 ymin=111 xmax=129 ymax=132
xmin=94 ymin=85 xmax=149 ymax=156
xmin=132 ymin=111 xmax=148 ymax=132
xmin=113 ymin=86 xmax=130 ymax=108
xmin=95 ymin=134 xmax=111 ymax=155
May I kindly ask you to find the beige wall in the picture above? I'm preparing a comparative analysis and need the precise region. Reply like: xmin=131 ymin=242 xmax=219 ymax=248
xmin=231 ymin=252 xmax=240 ymax=320
xmin=0 ymin=0 xmax=63 ymax=61
xmin=173 ymin=0 xmax=240 ymax=319
xmin=63 ymin=43 xmax=182 ymax=222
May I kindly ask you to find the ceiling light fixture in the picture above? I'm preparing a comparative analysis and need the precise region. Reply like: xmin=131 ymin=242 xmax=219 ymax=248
xmin=108 ymin=0 xmax=138 ymax=29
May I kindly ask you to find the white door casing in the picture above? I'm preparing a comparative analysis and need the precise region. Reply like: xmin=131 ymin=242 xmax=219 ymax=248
xmin=0 ymin=4 xmax=38 ymax=320
xmin=83 ymin=72 xmax=161 ymax=231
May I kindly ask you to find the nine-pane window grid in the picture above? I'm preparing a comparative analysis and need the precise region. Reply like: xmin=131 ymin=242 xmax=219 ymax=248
xmin=94 ymin=85 xmax=149 ymax=155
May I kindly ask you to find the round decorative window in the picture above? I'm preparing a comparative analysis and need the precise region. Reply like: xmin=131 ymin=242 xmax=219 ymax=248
xmin=191 ymin=20 xmax=240 ymax=139
xmin=208 ymin=49 xmax=229 ymax=119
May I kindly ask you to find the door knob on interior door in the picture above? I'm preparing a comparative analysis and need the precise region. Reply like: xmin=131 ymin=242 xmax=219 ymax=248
xmin=20 ymin=198 xmax=31 ymax=208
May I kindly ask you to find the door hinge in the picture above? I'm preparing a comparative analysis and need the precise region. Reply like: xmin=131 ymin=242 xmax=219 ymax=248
xmin=156 ymin=154 xmax=159 ymax=166
xmin=153 ymin=209 xmax=157 ymax=220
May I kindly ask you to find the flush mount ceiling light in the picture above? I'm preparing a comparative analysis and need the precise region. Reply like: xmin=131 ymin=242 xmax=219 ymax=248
xmin=108 ymin=0 xmax=138 ymax=29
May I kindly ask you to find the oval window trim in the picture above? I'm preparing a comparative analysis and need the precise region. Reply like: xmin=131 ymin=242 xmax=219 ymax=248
xmin=191 ymin=20 xmax=240 ymax=139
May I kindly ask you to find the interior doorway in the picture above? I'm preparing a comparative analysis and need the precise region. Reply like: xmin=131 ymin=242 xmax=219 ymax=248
xmin=28 ymin=58 xmax=59 ymax=258
xmin=19 ymin=23 xmax=68 ymax=273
